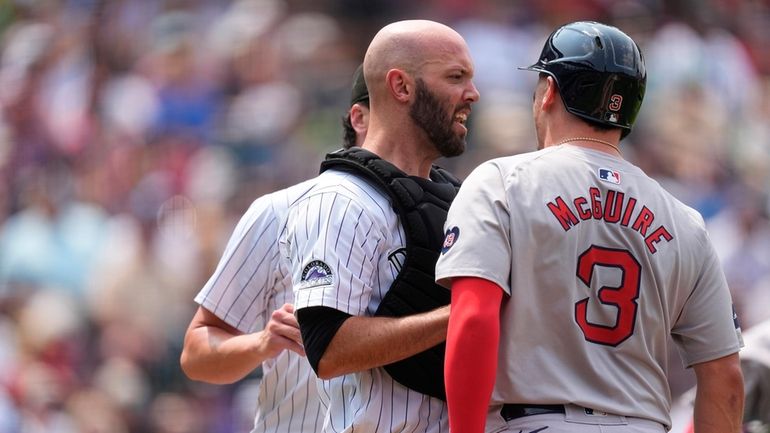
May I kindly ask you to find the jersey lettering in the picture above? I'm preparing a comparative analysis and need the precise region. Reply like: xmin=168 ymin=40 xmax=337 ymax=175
xmin=631 ymin=206 xmax=654 ymax=236
xmin=574 ymin=197 xmax=591 ymax=220
xmin=589 ymin=187 xmax=602 ymax=219
xmin=546 ymin=188 xmax=674 ymax=254
xmin=644 ymin=226 xmax=673 ymax=254
xmin=574 ymin=246 xmax=641 ymax=346
xmin=604 ymin=190 xmax=623 ymax=223
xmin=620 ymin=197 xmax=636 ymax=227
xmin=547 ymin=196 xmax=580 ymax=230
xmin=388 ymin=247 xmax=407 ymax=273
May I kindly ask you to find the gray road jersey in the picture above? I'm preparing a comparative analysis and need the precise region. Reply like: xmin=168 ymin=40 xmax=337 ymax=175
xmin=435 ymin=145 xmax=742 ymax=428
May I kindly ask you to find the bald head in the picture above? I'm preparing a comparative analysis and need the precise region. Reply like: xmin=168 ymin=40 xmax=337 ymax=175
xmin=357 ymin=20 xmax=478 ymax=173
xmin=363 ymin=20 xmax=469 ymax=101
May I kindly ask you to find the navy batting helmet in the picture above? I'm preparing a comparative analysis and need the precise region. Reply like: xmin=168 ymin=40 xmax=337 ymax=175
xmin=520 ymin=21 xmax=646 ymax=138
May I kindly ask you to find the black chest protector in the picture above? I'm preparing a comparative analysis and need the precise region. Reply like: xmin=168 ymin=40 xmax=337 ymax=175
xmin=320 ymin=148 xmax=460 ymax=401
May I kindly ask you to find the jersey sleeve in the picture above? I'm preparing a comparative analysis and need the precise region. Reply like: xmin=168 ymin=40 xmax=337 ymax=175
xmin=194 ymin=196 xmax=283 ymax=334
xmin=284 ymin=191 xmax=384 ymax=316
xmin=671 ymin=232 xmax=743 ymax=367
xmin=435 ymin=161 xmax=512 ymax=294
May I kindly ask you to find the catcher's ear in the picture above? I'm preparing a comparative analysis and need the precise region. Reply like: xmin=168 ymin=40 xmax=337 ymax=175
xmin=386 ymin=69 xmax=412 ymax=103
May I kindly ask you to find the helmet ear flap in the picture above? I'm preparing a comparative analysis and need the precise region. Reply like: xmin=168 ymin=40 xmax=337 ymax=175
xmin=520 ymin=21 xmax=646 ymax=138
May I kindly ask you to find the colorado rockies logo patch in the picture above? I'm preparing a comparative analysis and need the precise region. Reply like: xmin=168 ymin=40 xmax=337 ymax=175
xmin=299 ymin=260 xmax=333 ymax=289
xmin=441 ymin=226 xmax=460 ymax=254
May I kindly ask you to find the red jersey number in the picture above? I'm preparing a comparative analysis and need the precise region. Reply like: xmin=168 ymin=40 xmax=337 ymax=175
xmin=574 ymin=246 xmax=641 ymax=346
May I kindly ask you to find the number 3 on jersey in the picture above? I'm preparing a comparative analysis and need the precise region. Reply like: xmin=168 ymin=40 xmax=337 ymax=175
xmin=574 ymin=246 xmax=641 ymax=346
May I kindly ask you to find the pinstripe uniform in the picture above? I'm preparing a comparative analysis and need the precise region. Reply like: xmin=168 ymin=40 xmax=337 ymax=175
xmin=194 ymin=178 xmax=323 ymax=433
xmin=281 ymin=169 xmax=449 ymax=433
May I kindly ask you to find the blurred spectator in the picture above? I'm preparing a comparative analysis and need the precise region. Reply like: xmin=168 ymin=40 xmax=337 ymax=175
xmin=0 ymin=165 xmax=108 ymax=297
xmin=0 ymin=1 xmax=768 ymax=431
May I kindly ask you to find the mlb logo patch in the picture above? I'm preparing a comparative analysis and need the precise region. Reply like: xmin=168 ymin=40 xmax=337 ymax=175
xmin=599 ymin=168 xmax=621 ymax=185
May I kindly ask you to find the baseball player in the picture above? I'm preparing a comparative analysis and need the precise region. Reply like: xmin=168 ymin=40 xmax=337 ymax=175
xmin=281 ymin=20 xmax=479 ymax=433
xmin=436 ymin=21 xmax=744 ymax=433
xmin=732 ymin=320 xmax=770 ymax=430
xmin=343 ymin=63 xmax=370 ymax=150
xmin=674 ymin=318 xmax=770 ymax=433
xmin=179 ymin=65 xmax=369 ymax=433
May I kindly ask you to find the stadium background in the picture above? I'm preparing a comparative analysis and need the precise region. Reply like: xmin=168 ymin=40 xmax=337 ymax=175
xmin=0 ymin=0 xmax=768 ymax=431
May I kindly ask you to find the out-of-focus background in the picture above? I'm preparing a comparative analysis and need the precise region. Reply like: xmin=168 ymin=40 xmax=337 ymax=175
xmin=0 ymin=0 xmax=768 ymax=432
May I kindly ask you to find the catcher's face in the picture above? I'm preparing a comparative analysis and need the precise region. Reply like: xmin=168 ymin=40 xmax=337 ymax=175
xmin=409 ymin=42 xmax=479 ymax=158
xmin=409 ymin=78 xmax=470 ymax=158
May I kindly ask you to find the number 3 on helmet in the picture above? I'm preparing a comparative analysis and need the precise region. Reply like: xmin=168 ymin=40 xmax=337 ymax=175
xmin=520 ymin=21 xmax=647 ymax=139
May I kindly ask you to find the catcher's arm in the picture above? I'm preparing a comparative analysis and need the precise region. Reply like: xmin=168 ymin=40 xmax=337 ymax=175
xmin=297 ymin=305 xmax=449 ymax=380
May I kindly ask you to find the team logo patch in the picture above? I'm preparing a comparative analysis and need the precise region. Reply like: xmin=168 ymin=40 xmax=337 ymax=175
xmin=299 ymin=260 xmax=333 ymax=289
xmin=598 ymin=168 xmax=621 ymax=185
xmin=441 ymin=226 xmax=460 ymax=254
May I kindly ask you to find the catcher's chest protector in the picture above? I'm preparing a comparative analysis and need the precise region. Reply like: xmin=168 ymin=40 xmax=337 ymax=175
xmin=320 ymin=147 xmax=460 ymax=400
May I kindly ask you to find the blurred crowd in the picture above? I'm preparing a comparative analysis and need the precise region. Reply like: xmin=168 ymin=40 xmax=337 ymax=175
xmin=0 ymin=0 xmax=768 ymax=432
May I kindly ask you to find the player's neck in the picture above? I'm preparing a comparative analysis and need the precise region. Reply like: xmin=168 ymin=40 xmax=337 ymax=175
xmin=554 ymin=136 xmax=622 ymax=156
xmin=361 ymin=137 xmax=435 ymax=178
xmin=542 ymin=115 xmax=623 ymax=157
xmin=362 ymin=130 xmax=435 ymax=178
xmin=547 ymin=127 xmax=622 ymax=157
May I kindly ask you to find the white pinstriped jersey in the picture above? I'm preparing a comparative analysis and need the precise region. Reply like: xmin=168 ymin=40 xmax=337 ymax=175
xmin=435 ymin=145 xmax=743 ymax=429
xmin=280 ymin=169 xmax=449 ymax=433
xmin=194 ymin=178 xmax=323 ymax=433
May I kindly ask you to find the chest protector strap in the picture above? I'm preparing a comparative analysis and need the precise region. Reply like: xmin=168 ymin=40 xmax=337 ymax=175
xmin=320 ymin=148 xmax=460 ymax=400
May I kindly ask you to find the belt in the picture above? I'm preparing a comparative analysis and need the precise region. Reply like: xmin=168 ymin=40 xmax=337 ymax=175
xmin=500 ymin=404 xmax=565 ymax=421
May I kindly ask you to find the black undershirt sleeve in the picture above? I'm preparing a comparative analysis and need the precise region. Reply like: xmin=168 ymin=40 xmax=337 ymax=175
xmin=296 ymin=306 xmax=353 ymax=374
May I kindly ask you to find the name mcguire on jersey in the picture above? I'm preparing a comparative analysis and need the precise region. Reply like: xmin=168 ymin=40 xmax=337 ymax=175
xmin=546 ymin=186 xmax=674 ymax=254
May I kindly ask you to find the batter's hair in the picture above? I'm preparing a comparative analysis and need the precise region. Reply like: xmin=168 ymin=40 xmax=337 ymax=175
xmin=342 ymin=114 xmax=356 ymax=149
xmin=342 ymin=100 xmax=369 ymax=149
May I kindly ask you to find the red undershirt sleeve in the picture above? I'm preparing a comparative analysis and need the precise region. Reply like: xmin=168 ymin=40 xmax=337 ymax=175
xmin=445 ymin=276 xmax=504 ymax=433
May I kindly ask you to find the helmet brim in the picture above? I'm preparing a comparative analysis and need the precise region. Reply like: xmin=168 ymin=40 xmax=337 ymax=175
xmin=518 ymin=64 xmax=541 ymax=71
